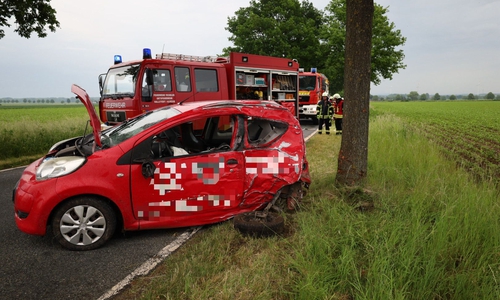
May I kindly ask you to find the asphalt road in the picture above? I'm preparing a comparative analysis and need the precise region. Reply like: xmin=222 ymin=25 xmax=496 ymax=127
xmin=0 ymin=122 xmax=317 ymax=300
xmin=0 ymin=166 xmax=192 ymax=300
xmin=300 ymin=120 xmax=318 ymax=140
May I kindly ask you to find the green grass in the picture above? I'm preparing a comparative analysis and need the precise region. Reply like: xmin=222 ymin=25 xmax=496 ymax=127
xmin=370 ymin=101 xmax=500 ymax=186
xmin=0 ymin=105 xmax=89 ymax=169
xmin=112 ymin=102 xmax=500 ymax=299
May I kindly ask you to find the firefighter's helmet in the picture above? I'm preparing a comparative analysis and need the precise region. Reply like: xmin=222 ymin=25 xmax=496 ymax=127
xmin=322 ymin=92 xmax=328 ymax=97
xmin=333 ymin=93 xmax=340 ymax=99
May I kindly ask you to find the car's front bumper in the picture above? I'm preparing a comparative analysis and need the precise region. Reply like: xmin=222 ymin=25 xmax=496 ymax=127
xmin=13 ymin=159 xmax=57 ymax=236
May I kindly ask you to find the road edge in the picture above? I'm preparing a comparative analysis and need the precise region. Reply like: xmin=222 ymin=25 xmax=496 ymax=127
xmin=97 ymin=226 xmax=202 ymax=300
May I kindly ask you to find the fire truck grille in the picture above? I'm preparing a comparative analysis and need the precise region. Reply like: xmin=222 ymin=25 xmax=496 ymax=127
xmin=299 ymin=96 xmax=310 ymax=103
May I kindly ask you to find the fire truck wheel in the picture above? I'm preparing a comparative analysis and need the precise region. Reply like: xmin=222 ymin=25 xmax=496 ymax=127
xmin=233 ymin=211 xmax=284 ymax=237
xmin=312 ymin=116 xmax=319 ymax=125
xmin=51 ymin=197 xmax=117 ymax=251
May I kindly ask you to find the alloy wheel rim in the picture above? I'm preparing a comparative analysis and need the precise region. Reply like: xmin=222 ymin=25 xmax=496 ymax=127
xmin=59 ymin=205 xmax=106 ymax=245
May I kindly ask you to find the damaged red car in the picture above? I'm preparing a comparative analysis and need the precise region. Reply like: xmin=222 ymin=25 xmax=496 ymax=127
xmin=13 ymin=85 xmax=310 ymax=250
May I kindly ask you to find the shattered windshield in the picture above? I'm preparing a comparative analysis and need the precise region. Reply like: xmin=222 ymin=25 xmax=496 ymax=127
xmin=101 ymin=106 xmax=181 ymax=147
xmin=299 ymin=75 xmax=317 ymax=91
xmin=102 ymin=64 xmax=140 ymax=98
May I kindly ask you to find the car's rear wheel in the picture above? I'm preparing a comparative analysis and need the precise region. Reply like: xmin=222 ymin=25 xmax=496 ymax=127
xmin=233 ymin=211 xmax=284 ymax=237
xmin=51 ymin=197 xmax=116 ymax=251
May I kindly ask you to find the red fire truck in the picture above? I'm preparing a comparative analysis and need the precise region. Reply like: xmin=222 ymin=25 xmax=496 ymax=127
xmin=98 ymin=48 xmax=300 ymax=124
xmin=298 ymin=68 xmax=330 ymax=124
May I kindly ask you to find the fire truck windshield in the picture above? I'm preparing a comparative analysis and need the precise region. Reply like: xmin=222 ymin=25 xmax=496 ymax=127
xmin=102 ymin=64 xmax=140 ymax=99
xmin=299 ymin=75 xmax=317 ymax=91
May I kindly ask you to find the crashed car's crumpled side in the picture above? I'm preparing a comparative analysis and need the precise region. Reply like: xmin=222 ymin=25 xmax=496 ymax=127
xmin=239 ymin=105 xmax=310 ymax=210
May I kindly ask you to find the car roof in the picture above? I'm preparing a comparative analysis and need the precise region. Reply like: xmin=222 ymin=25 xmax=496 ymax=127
xmin=172 ymin=100 xmax=287 ymax=114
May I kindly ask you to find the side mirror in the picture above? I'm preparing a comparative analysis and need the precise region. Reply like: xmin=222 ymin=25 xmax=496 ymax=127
xmin=142 ymin=68 xmax=154 ymax=102
xmin=141 ymin=161 xmax=156 ymax=178
xmin=98 ymin=73 xmax=106 ymax=96
xmin=145 ymin=68 xmax=154 ymax=86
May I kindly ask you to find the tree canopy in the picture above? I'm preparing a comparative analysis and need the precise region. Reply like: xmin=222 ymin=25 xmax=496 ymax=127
xmin=0 ymin=0 xmax=59 ymax=39
xmin=321 ymin=0 xmax=406 ymax=93
xmin=223 ymin=0 xmax=325 ymax=69
xmin=408 ymin=91 xmax=419 ymax=100
xmin=223 ymin=0 xmax=406 ymax=94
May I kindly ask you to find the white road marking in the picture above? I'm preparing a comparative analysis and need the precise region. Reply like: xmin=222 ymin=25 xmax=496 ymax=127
xmin=97 ymin=226 xmax=202 ymax=300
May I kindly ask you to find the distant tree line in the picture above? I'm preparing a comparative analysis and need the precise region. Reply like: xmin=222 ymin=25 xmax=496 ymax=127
xmin=371 ymin=91 xmax=500 ymax=101
xmin=0 ymin=97 xmax=99 ymax=104
xmin=0 ymin=98 xmax=77 ymax=104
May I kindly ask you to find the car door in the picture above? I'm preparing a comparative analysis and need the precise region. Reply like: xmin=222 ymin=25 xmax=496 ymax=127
xmin=242 ymin=116 xmax=296 ymax=205
xmin=129 ymin=114 xmax=246 ymax=229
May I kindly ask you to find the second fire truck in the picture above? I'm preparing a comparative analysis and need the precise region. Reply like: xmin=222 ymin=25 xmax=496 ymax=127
xmin=297 ymin=68 xmax=330 ymax=124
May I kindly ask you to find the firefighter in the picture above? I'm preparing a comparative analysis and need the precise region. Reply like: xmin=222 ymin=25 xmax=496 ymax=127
xmin=332 ymin=93 xmax=344 ymax=135
xmin=316 ymin=92 xmax=334 ymax=134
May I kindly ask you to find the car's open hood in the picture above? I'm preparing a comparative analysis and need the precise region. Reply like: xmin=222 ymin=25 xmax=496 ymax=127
xmin=71 ymin=84 xmax=102 ymax=147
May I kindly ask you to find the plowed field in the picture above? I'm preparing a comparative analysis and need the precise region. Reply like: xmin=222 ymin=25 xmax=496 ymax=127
xmin=371 ymin=101 xmax=500 ymax=186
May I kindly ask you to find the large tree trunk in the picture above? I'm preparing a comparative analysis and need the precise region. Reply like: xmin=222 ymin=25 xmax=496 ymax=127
xmin=335 ymin=0 xmax=374 ymax=186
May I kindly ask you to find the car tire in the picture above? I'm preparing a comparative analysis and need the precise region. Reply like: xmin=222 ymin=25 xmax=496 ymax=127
xmin=233 ymin=211 xmax=284 ymax=237
xmin=51 ymin=197 xmax=116 ymax=251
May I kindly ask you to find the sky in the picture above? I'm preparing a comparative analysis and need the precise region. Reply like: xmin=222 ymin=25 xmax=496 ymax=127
xmin=0 ymin=0 xmax=498 ymax=98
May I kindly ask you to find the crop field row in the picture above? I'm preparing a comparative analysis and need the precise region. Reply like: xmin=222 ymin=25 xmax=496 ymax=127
xmin=370 ymin=101 xmax=500 ymax=186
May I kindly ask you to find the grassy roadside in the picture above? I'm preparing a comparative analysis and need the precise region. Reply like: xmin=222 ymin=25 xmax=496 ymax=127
xmin=0 ymin=105 xmax=89 ymax=170
xmin=112 ymin=112 xmax=500 ymax=299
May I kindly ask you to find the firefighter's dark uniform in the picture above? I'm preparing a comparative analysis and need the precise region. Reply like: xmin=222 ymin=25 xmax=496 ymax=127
xmin=316 ymin=97 xmax=334 ymax=134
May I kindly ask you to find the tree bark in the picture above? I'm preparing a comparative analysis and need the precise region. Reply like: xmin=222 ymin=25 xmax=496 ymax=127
xmin=335 ymin=0 xmax=374 ymax=186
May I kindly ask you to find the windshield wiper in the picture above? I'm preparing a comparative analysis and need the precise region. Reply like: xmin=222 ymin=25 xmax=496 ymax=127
xmin=101 ymin=93 xmax=134 ymax=100
xmin=112 ymin=93 xmax=134 ymax=99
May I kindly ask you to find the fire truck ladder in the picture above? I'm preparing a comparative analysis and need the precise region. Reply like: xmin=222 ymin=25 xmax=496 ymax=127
xmin=155 ymin=53 xmax=228 ymax=63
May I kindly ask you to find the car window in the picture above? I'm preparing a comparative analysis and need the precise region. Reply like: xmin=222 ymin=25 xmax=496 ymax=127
xmin=246 ymin=117 xmax=288 ymax=147
xmin=152 ymin=69 xmax=172 ymax=92
xmin=129 ymin=114 xmax=240 ymax=163
xmin=175 ymin=67 xmax=191 ymax=92
xmin=194 ymin=68 xmax=218 ymax=92
xmin=178 ymin=115 xmax=236 ymax=154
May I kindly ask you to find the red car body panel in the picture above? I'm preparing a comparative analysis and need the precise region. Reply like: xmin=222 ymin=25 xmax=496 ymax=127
xmin=71 ymin=85 xmax=102 ymax=147
xmin=14 ymin=85 xmax=310 ymax=237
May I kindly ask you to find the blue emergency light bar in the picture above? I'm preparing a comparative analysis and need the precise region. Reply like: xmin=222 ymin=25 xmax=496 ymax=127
xmin=114 ymin=55 xmax=122 ymax=64
xmin=311 ymin=68 xmax=317 ymax=73
xmin=143 ymin=48 xmax=152 ymax=59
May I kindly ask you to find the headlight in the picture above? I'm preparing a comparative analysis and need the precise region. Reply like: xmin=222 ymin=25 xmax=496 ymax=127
xmin=36 ymin=157 xmax=86 ymax=180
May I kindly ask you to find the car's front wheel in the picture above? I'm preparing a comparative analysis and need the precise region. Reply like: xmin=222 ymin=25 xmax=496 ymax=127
xmin=51 ymin=197 xmax=116 ymax=251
